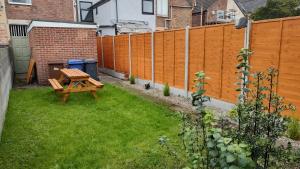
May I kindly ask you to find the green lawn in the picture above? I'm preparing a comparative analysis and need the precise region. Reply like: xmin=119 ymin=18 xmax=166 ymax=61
xmin=0 ymin=84 xmax=181 ymax=169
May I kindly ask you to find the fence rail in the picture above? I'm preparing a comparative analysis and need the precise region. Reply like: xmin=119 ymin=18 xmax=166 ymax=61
xmin=97 ymin=17 xmax=300 ymax=120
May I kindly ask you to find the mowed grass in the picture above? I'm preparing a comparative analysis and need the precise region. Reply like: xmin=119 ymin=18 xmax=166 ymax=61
xmin=0 ymin=84 xmax=181 ymax=169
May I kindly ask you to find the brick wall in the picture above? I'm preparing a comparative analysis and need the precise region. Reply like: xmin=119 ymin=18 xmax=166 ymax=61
xmin=5 ymin=0 xmax=74 ymax=22
xmin=29 ymin=27 xmax=97 ymax=84
xmin=0 ymin=0 xmax=9 ymax=45
xmin=206 ymin=0 xmax=228 ymax=23
xmin=156 ymin=0 xmax=192 ymax=29
xmin=0 ymin=47 xmax=12 ymax=139
xmin=171 ymin=6 xmax=192 ymax=28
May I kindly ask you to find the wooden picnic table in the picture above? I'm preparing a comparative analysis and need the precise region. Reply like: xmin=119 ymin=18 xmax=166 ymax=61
xmin=48 ymin=68 xmax=104 ymax=102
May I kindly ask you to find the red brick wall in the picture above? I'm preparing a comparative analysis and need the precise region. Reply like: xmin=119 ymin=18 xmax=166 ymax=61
xmin=29 ymin=27 xmax=97 ymax=84
xmin=206 ymin=0 xmax=228 ymax=23
xmin=156 ymin=0 xmax=192 ymax=29
xmin=5 ymin=0 xmax=74 ymax=22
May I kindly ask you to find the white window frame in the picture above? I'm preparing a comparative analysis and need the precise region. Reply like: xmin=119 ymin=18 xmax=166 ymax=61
xmin=157 ymin=0 xmax=169 ymax=17
xmin=8 ymin=0 xmax=32 ymax=6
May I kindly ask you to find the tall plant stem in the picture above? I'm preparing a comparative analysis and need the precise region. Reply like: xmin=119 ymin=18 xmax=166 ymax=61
xmin=264 ymin=72 xmax=274 ymax=169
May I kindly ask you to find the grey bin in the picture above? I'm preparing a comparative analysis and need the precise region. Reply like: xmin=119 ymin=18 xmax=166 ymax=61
xmin=84 ymin=59 xmax=98 ymax=80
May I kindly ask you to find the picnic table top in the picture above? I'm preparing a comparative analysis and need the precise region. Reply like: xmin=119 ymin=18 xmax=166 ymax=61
xmin=61 ymin=68 xmax=90 ymax=79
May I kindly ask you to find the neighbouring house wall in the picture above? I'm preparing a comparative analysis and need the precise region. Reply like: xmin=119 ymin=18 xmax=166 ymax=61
xmin=29 ymin=24 xmax=97 ymax=84
xmin=0 ymin=47 xmax=13 ymax=139
xmin=5 ymin=0 xmax=74 ymax=22
xmin=94 ymin=0 xmax=156 ymax=35
xmin=0 ymin=0 xmax=9 ymax=45
xmin=226 ymin=0 xmax=244 ymax=20
xmin=206 ymin=0 xmax=228 ymax=23
xmin=157 ymin=0 xmax=192 ymax=29
xmin=171 ymin=6 xmax=192 ymax=28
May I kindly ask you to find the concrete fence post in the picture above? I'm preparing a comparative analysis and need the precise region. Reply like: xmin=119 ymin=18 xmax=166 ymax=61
xmin=128 ymin=34 xmax=132 ymax=76
xmin=151 ymin=31 xmax=155 ymax=86
xmin=101 ymin=36 xmax=104 ymax=68
xmin=113 ymin=36 xmax=116 ymax=71
xmin=184 ymin=26 xmax=190 ymax=97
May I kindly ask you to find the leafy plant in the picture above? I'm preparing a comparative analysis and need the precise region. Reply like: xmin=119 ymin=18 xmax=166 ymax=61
xmin=235 ymin=48 xmax=296 ymax=168
xmin=251 ymin=0 xmax=300 ymax=21
xmin=236 ymin=48 xmax=252 ymax=141
xmin=159 ymin=72 xmax=254 ymax=169
xmin=163 ymin=83 xmax=170 ymax=96
xmin=287 ymin=118 xmax=300 ymax=140
xmin=129 ymin=75 xmax=135 ymax=84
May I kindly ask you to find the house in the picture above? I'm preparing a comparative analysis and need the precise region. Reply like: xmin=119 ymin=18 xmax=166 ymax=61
xmin=192 ymin=0 xmax=267 ymax=26
xmin=2 ymin=0 xmax=77 ymax=78
xmin=89 ymin=0 xmax=194 ymax=35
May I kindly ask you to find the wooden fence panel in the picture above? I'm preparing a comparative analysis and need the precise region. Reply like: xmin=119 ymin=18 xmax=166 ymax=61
xmin=221 ymin=25 xmax=244 ymax=103
xmin=250 ymin=21 xmax=282 ymax=72
xmin=137 ymin=34 xmax=145 ymax=79
xmin=131 ymin=35 xmax=139 ymax=76
xmin=114 ymin=35 xmax=129 ymax=74
xmin=163 ymin=31 xmax=175 ymax=86
xmin=188 ymin=28 xmax=205 ymax=91
xmin=174 ymin=30 xmax=185 ymax=89
xmin=277 ymin=19 xmax=300 ymax=119
xmin=144 ymin=33 xmax=152 ymax=80
xmin=154 ymin=32 xmax=164 ymax=83
xmin=99 ymin=17 xmax=300 ymax=120
xmin=102 ymin=36 xmax=114 ymax=69
xmin=204 ymin=26 xmax=224 ymax=99
xmin=97 ymin=37 xmax=102 ymax=67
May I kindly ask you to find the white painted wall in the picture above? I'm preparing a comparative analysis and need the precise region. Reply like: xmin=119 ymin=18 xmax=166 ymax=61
xmin=227 ymin=0 xmax=245 ymax=20
xmin=93 ymin=0 xmax=156 ymax=35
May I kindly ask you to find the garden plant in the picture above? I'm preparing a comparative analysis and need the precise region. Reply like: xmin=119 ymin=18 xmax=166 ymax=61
xmin=159 ymin=48 xmax=300 ymax=169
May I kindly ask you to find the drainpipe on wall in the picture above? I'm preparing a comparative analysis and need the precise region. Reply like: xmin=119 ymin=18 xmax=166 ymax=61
xmin=115 ymin=0 xmax=119 ymax=22
xmin=73 ymin=0 xmax=78 ymax=22
xmin=115 ymin=0 xmax=119 ymax=35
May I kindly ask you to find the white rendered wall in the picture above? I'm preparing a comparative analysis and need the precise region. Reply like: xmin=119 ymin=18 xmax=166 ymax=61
xmin=94 ymin=0 xmax=156 ymax=35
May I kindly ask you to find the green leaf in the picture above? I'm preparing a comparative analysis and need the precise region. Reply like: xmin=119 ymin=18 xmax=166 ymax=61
xmin=229 ymin=165 xmax=240 ymax=169
xmin=226 ymin=154 xmax=236 ymax=163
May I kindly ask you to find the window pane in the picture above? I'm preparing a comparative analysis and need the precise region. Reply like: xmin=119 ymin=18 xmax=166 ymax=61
xmin=157 ymin=0 xmax=162 ymax=15
xmin=143 ymin=0 xmax=153 ymax=13
xmin=162 ymin=0 xmax=168 ymax=16
xmin=10 ymin=0 xmax=30 ymax=3
xmin=81 ymin=11 xmax=89 ymax=20
xmin=157 ymin=0 xmax=168 ymax=16
xmin=80 ymin=2 xmax=92 ymax=9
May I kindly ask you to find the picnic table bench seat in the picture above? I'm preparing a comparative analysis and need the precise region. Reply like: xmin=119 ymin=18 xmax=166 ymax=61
xmin=48 ymin=79 xmax=64 ymax=91
xmin=48 ymin=68 xmax=104 ymax=102
xmin=88 ymin=78 xmax=104 ymax=88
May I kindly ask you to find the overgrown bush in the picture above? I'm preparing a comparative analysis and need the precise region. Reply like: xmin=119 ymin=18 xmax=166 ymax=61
xmin=163 ymin=83 xmax=170 ymax=96
xmin=287 ymin=118 xmax=300 ymax=140
xmin=129 ymin=75 xmax=135 ymax=84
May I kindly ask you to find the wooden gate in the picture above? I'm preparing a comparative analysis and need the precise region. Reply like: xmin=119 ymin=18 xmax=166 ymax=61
xmin=9 ymin=25 xmax=31 ymax=77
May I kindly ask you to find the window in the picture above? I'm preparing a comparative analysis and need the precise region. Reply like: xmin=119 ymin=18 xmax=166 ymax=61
xmin=157 ymin=0 xmax=168 ymax=17
xmin=142 ymin=0 xmax=154 ymax=15
xmin=8 ymin=0 xmax=32 ymax=5
xmin=79 ymin=1 xmax=94 ymax=22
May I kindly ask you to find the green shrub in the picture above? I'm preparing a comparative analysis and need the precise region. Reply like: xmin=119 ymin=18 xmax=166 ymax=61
xmin=287 ymin=118 xmax=300 ymax=140
xmin=228 ymin=108 xmax=238 ymax=121
xmin=129 ymin=75 xmax=135 ymax=84
xmin=163 ymin=83 xmax=170 ymax=96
